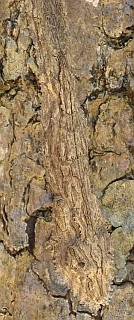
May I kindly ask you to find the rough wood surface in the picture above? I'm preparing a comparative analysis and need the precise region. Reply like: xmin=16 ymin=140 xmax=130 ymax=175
xmin=0 ymin=0 xmax=133 ymax=319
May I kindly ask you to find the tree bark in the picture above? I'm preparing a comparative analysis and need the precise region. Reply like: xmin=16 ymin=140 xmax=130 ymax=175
xmin=0 ymin=0 xmax=133 ymax=319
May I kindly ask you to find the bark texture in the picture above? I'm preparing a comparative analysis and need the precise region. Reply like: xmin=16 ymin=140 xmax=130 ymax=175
xmin=0 ymin=0 xmax=133 ymax=319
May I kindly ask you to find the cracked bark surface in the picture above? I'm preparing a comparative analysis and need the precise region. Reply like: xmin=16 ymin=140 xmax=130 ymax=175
xmin=0 ymin=0 xmax=133 ymax=319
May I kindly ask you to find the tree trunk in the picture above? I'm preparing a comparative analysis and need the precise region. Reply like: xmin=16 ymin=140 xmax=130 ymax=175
xmin=0 ymin=0 xmax=133 ymax=319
